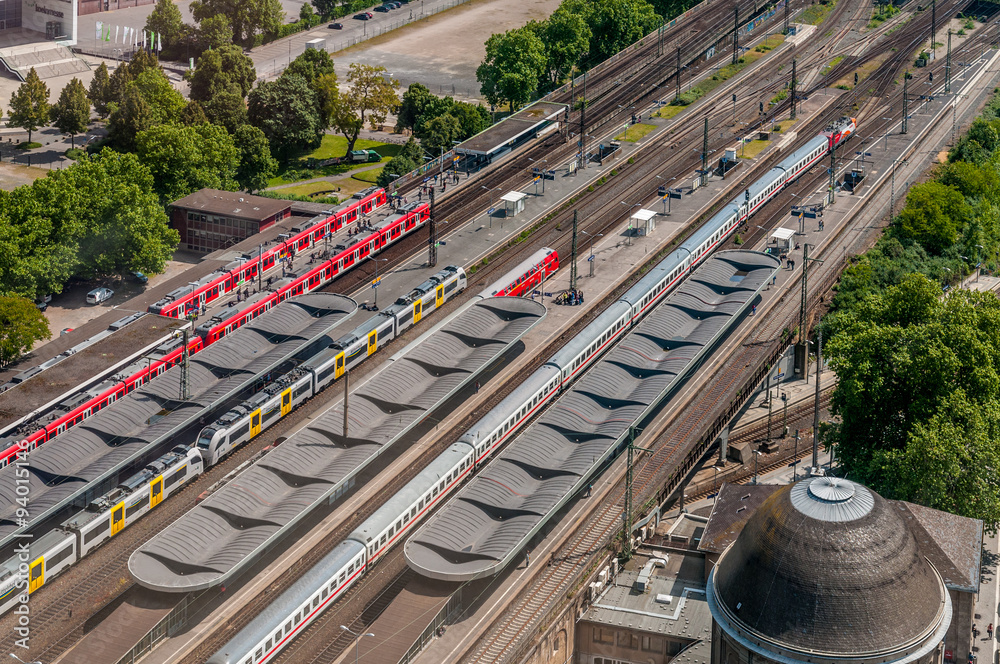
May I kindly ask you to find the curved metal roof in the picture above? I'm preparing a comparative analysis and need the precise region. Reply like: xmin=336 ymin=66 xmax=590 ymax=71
xmin=711 ymin=478 xmax=951 ymax=661
xmin=129 ymin=297 xmax=545 ymax=592
xmin=404 ymin=251 xmax=779 ymax=581
xmin=0 ymin=293 xmax=358 ymax=550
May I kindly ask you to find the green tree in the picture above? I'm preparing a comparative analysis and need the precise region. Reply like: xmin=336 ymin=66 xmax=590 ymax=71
xmin=377 ymin=137 xmax=423 ymax=188
xmin=202 ymin=89 xmax=248 ymax=133
xmin=895 ymin=181 xmax=966 ymax=254
xmin=131 ymin=68 xmax=186 ymax=125
xmin=234 ymin=124 xmax=278 ymax=192
xmin=396 ymin=82 xmax=437 ymax=133
xmin=108 ymin=86 xmax=154 ymax=152
xmin=574 ymin=0 xmax=661 ymax=63
xmin=477 ymin=27 xmax=547 ymax=111
xmin=144 ymin=0 xmax=186 ymax=51
xmin=247 ymin=74 xmax=323 ymax=161
xmin=7 ymin=68 xmax=50 ymax=144
xmin=448 ymin=101 xmax=491 ymax=139
xmin=181 ymin=100 xmax=210 ymax=125
xmin=332 ymin=63 xmax=399 ymax=153
xmin=50 ymin=78 xmax=90 ymax=148
xmin=88 ymin=62 xmax=111 ymax=118
xmin=299 ymin=2 xmax=317 ymax=24
xmin=188 ymin=44 xmax=257 ymax=103
xmin=539 ymin=8 xmax=591 ymax=85
xmin=136 ymin=123 xmax=239 ymax=205
xmin=420 ymin=113 xmax=461 ymax=156
xmin=284 ymin=47 xmax=336 ymax=87
xmin=190 ymin=0 xmax=284 ymax=47
xmin=312 ymin=0 xmax=337 ymax=18
xmin=0 ymin=296 xmax=50 ymax=365
xmin=313 ymin=71 xmax=341 ymax=129
xmin=197 ymin=14 xmax=235 ymax=51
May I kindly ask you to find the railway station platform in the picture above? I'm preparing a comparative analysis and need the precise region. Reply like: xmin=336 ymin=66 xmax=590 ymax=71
xmin=0 ymin=313 xmax=185 ymax=438
xmin=456 ymin=101 xmax=567 ymax=170
xmin=129 ymin=296 xmax=545 ymax=593
xmin=0 ymin=293 xmax=359 ymax=553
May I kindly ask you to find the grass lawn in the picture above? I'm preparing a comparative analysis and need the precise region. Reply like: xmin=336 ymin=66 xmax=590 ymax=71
xmin=834 ymin=52 xmax=890 ymax=89
xmin=741 ymin=140 xmax=770 ymax=159
xmin=820 ymin=56 xmax=844 ymax=76
xmin=352 ymin=167 xmax=384 ymax=184
xmin=267 ymin=135 xmax=404 ymax=187
xmin=654 ymin=104 xmax=685 ymax=119
xmin=615 ymin=123 xmax=657 ymax=142
xmin=800 ymin=0 xmax=837 ymax=26
xmin=274 ymin=181 xmax=341 ymax=198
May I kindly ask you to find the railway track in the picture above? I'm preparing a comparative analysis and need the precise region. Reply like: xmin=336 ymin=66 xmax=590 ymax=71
xmin=459 ymin=13 xmax=995 ymax=664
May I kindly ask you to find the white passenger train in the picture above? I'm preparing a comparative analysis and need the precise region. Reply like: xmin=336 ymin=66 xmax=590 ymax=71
xmin=0 ymin=266 xmax=467 ymax=616
xmin=205 ymin=118 xmax=857 ymax=664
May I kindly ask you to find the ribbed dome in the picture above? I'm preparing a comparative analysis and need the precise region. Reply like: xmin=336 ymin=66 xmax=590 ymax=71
xmin=712 ymin=477 xmax=947 ymax=657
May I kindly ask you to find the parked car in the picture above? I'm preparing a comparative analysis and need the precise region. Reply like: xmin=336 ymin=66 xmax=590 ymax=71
xmin=86 ymin=287 xmax=114 ymax=304
xmin=374 ymin=5 xmax=389 ymax=11
xmin=131 ymin=271 xmax=148 ymax=284
xmin=385 ymin=2 xmax=401 ymax=8
xmin=35 ymin=300 xmax=48 ymax=312
xmin=329 ymin=22 xmax=343 ymax=29
xmin=354 ymin=11 xmax=372 ymax=19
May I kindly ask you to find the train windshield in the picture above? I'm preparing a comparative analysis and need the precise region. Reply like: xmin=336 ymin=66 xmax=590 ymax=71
xmin=196 ymin=428 xmax=217 ymax=449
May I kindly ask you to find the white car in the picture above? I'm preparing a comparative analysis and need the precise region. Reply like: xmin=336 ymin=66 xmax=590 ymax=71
xmin=86 ymin=287 xmax=114 ymax=304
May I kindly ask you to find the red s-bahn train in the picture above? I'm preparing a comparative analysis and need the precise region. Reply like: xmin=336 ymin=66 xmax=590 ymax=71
xmin=0 ymin=194 xmax=429 ymax=470
xmin=480 ymin=247 xmax=559 ymax=298
xmin=149 ymin=187 xmax=389 ymax=319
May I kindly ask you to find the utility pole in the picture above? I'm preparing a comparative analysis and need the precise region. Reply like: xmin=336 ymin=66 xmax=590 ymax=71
xmin=902 ymin=72 xmax=910 ymax=134
xmin=733 ymin=5 xmax=740 ymax=65
xmin=580 ymin=70 xmax=587 ymax=169
xmin=621 ymin=427 xmax=652 ymax=562
xmin=658 ymin=21 xmax=663 ymax=57
xmin=343 ymin=370 xmax=350 ymax=438
xmin=675 ymin=46 xmax=681 ymax=101
xmin=790 ymin=58 xmax=797 ymax=120
xmin=180 ymin=328 xmax=190 ymax=401
xmin=258 ymin=243 xmax=263 ymax=291
xmin=784 ymin=0 xmax=789 ymax=34
xmin=945 ymin=30 xmax=952 ymax=94
xmin=931 ymin=0 xmax=936 ymax=61
xmin=570 ymin=210 xmax=579 ymax=291
xmin=428 ymin=186 xmax=437 ymax=267
xmin=813 ymin=327 xmax=823 ymax=470
xmin=701 ymin=117 xmax=709 ymax=187
xmin=827 ymin=136 xmax=836 ymax=205
xmin=765 ymin=369 xmax=773 ymax=441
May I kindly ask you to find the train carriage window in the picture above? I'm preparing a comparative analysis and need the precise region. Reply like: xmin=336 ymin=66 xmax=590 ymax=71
xmin=275 ymin=630 xmax=282 ymax=643
xmin=285 ymin=620 xmax=292 ymax=634
xmin=410 ymin=506 xmax=417 ymax=518
xmin=322 ymin=587 xmax=329 ymax=599
xmin=313 ymin=596 xmax=320 ymax=609
xmin=380 ymin=534 xmax=387 ymax=546
xmin=84 ymin=519 xmax=110 ymax=544
xmin=339 ymin=572 xmax=346 ymax=584
xmin=256 ymin=648 xmax=263 ymax=661
xmin=265 ymin=639 xmax=272 ymax=652
xmin=48 ymin=543 xmax=73 ymax=568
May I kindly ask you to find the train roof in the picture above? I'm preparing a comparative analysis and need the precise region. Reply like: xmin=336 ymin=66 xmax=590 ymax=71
xmin=404 ymin=251 xmax=780 ymax=581
xmin=205 ymin=539 xmax=366 ymax=664
xmin=129 ymin=297 xmax=546 ymax=593
xmin=681 ymin=203 xmax=742 ymax=256
xmin=548 ymin=301 xmax=632 ymax=368
xmin=783 ymin=134 xmax=829 ymax=171
xmin=0 ymin=314 xmax=186 ymax=438
xmin=0 ymin=294 xmax=358 ymax=552
xmin=478 ymin=248 xmax=555 ymax=298
xmin=619 ymin=250 xmax=688 ymax=310
xmin=746 ymin=167 xmax=787 ymax=202
xmin=348 ymin=443 xmax=471 ymax=546
xmin=458 ymin=365 xmax=560 ymax=446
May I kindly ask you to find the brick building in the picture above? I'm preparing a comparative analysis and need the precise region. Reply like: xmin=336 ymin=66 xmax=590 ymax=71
xmin=170 ymin=189 xmax=292 ymax=254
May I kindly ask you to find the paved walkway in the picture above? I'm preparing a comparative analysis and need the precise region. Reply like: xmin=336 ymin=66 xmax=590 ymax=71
xmin=975 ymin=534 xmax=1000 ymax=664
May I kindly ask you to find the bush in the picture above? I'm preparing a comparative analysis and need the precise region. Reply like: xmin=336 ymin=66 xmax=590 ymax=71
xmin=17 ymin=142 xmax=41 ymax=150
xmin=672 ymin=88 xmax=703 ymax=106
xmin=65 ymin=148 xmax=86 ymax=160
xmin=255 ymin=190 xmax=339 ymax=204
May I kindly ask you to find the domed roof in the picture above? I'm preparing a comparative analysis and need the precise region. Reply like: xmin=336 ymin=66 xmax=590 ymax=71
xmin=711 ymin=477 xmax=949 ymax=659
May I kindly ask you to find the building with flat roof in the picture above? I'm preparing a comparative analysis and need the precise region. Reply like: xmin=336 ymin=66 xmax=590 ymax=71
xmin=703 ymin=478 xmax=982 ymax=664
xmin=170 ymin=189 xmax=293 ymax=254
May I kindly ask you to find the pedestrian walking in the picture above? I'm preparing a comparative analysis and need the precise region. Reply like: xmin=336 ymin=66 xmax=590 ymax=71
xmin=989 ymin=623 xmax=994 ymax=639
xmin=475 ymin=381 xmax=480 ymax=394
xmin=525 ymin=551 xmax=530 ymax=567
xmin=752 ymin=303 xmax=757 ymax=315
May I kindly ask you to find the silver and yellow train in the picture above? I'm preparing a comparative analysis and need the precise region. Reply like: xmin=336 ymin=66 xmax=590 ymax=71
xmin=0 ymin=266 xmax=466 ymax=615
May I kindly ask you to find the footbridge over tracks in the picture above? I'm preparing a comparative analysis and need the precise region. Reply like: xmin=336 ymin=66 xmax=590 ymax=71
xmin=0 ymin=293 xmax=358 ymax=553
xmin=128 ymin=297 xmax=546 ymax=593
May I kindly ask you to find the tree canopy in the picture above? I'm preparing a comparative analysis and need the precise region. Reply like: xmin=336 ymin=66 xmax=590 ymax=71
xmin=377 ymin=138 xmax=424 ymax=188
xmin=190 ymin=0 xmax=283 ymax=47
xmin=88 ymin=62 xmax=111 ymax=118
xmin=248 ymin=73 xmax=324 ymax=161
xmin=50 ymin=78 xmax=90 ymax=148
xmin=187 ymin=43 xmax=257 ymax=103
xmin=144 ymin=0 xmax=186 ymax=52
xmin=0 ymin=297 xmax=50 ymax=366
xmin=135 ymin=123 xmax=239 ymax=205
xmin=328 ymin=64 xmax=399 ymax=154
xmin=476 ymin=27 xmax=546 ymax=111
xmin=234 ymin=124 xmax=278 ymax=192
xmin=8 ymin=68 xmax=50 ymax=143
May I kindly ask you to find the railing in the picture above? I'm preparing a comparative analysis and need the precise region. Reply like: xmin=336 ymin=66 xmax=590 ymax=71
xmin=399 ymin=586 xmax=464 ymax=664
xmin=114 ymin=593 xmax=197 ymax=664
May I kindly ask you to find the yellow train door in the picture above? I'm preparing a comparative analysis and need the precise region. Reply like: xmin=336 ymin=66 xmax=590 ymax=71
xmin=436 ymin=284 xmax=444 ymax=308
xmin=281 ymin=389 xmax=292 ymax=416
xmin=250 ymin=410 xmax=262 ymax=438
xmin=335 ymin=352 xmax=346 ymax=379
xmin=413 ymin=299 xmax=423 ymax=324
xmin=111 ymin=503 xmax=125 ymax=536
xmin=367 ymin=329 xmax=378 ymax=356
xmin=28 ymin=557 xmax=43 ymax=593
xmin=149 ymin=476 xmax=163 ymax=508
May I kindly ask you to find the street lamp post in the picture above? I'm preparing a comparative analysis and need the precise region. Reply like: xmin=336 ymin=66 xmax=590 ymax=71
xmin=581 ymin=230 xmax=603 ymax=277
xmin=370 ymin=257 xmax=388 ymax=309
xmin=340 ymin=626 xmax=375 ymax=664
